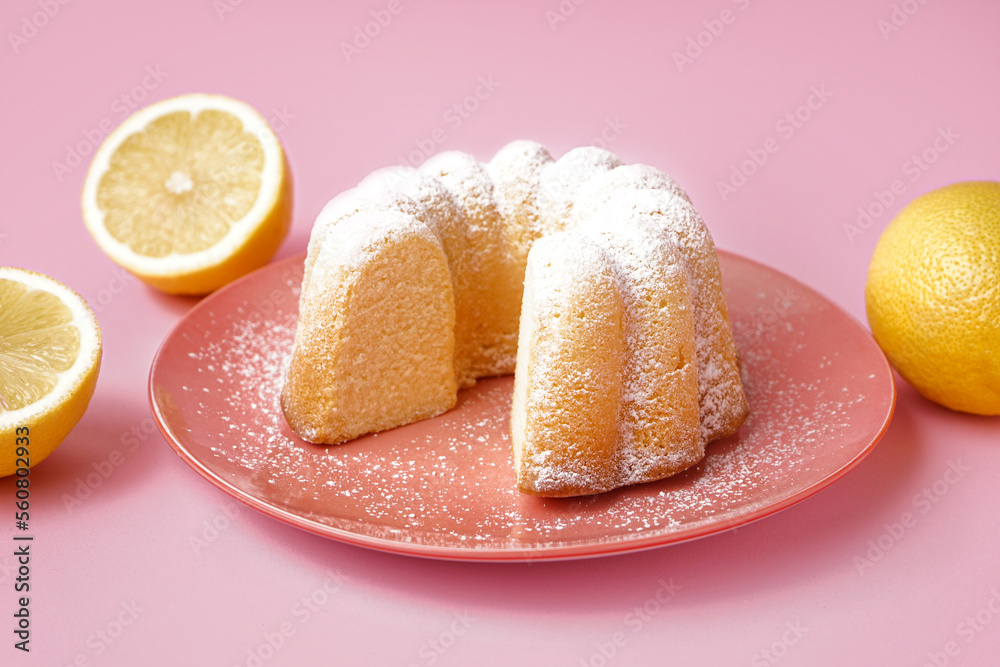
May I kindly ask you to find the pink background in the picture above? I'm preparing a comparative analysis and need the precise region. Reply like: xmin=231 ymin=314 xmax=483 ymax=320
xmin=3 ymin=0 xmax=999 ymax=665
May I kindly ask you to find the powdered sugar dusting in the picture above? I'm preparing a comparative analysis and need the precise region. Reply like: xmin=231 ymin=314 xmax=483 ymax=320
xmin=288 ymin=142 xmax=746 ymax=497
xmin=537 ymin=146 xmax=623 ymax=232
xmin=487 ymin=140 xmax=554 ymax=264
xmin=574 ymin=187 xmax=748 ymax=443
xmin=158 ymin=250 xmax=892 ymax=555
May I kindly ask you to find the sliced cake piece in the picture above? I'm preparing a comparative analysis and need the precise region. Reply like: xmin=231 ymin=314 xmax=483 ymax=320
xmin=281 ymin=209 xmax=456 ymax=444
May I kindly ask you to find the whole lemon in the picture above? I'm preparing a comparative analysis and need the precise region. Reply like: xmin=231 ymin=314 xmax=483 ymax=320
xmin=865 ymin=181 xmax=1000 ymax=415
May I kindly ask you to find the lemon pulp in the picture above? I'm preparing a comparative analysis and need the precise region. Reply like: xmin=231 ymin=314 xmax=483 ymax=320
xmin=0 ymin=279 xmax=80 ymax=411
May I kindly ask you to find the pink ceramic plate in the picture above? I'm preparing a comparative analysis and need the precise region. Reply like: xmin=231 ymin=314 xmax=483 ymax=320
xmin=149 ymin=251 xmax=895 ymax=562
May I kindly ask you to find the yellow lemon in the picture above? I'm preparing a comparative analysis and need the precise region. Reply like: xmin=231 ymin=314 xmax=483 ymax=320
xmin=865 ymin=181 xmax=1000 ymax=415
xmin=0 ymin=268 xmax=102 ymax=477
xmin=82 ymin=93 xmax=292 ymax=295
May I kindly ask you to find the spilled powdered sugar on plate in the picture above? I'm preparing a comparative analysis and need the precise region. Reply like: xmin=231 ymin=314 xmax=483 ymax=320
xmin=154 ymin=251 xmax=893 ymax=559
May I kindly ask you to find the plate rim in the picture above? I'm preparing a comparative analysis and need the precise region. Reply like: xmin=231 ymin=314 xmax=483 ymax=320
xmin=148 ymin=249 xmax=896 ymax=562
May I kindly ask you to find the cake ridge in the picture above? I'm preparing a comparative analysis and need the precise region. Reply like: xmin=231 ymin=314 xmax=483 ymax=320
xmin=283 ymin=208 xmax=457 ymax=444
xmin=282 ymin=141 xmax=749 ymax=496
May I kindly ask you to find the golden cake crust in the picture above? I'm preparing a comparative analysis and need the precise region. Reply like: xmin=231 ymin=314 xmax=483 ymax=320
xmin=281 ymin=210 xmax=456 ymax=444
xmin=281 ymin=141 xmax=749 ymax=496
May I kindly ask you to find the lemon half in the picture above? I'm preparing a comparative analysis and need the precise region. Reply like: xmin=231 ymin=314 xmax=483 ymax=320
xmin=0 ymin=268 xmax=102 ymax=476
xmin=82 ymin=93 xmax=292 ymax=295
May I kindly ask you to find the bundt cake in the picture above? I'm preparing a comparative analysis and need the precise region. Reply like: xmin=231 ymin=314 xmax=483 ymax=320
xmin=281 ymin=141 xmax=748 ymax=497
